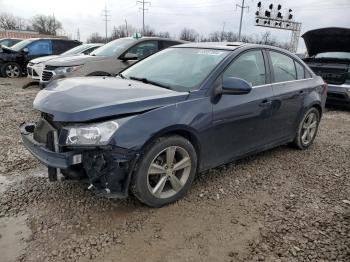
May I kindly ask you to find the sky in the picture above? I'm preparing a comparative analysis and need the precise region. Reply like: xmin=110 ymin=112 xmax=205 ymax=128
xmin=1 ymin=0 xmax=350 ymax=52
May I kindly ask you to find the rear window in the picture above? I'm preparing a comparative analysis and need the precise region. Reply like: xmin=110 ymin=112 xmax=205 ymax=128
xmin=270 ymin=51 xmax=297 ymax=82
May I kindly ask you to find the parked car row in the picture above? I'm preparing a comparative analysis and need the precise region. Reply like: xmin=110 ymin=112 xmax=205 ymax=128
xmin=20 ymin=41 xmax=327 ymax=207
xmin=27 ymin=43 xmax=103 ymax=81
xmin=0 ymin=38 xmax=81 ymax=77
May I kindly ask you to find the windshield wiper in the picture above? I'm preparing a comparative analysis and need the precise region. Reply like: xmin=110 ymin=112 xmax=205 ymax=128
xmin=129 ymin=76 xmax=173 ymax=90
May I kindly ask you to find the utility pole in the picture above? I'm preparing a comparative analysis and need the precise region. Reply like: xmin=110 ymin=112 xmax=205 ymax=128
xmin=125 ymin=19 xmax=128 ymax=37
xmin=236 ymin=0 xmax=249 ymax=41
xmin=137 ymin=0 xmax=151 ymax=35
xmin=76 ymin=28 xmax=80 ymax=41
xmin=102 ymin=5 xmax=111 ymax=43
xmin=221 ymin=21 xmax=226 ymax=41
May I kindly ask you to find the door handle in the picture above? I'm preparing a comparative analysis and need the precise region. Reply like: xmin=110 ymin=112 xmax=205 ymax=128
xmin=259 ymin=99 xmax=272 ymax=107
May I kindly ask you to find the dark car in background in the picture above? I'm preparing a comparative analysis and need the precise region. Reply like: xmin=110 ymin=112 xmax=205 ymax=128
xmin=20 ymin=42 xmax=326 ymax=207
xmin=27 ymin=43 xmax=103 ymax=81
xmin=302 ymin=27 xmax=350 ymax=107
xmin=0 ymin=38 xmax=23 ymax=47
xmin=40 ymin=37 xmax=184 ymax=85
xmin=0 ymin=38 xmax=82 ymax=78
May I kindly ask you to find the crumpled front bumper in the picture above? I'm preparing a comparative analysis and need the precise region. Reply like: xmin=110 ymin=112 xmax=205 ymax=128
xmin=20 ymin=122 xmax=139 ymax=198
xmin=20 ymin=122 xmax=82 ymax=169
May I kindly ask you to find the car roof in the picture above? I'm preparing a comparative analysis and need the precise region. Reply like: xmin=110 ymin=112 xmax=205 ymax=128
xmin=122 ymin=36 xmax=185 ymax=43
xmin=174 ymin=41 xmax=296 ymax=54
xmin=20 ymin=38 xmax=81 ymax=42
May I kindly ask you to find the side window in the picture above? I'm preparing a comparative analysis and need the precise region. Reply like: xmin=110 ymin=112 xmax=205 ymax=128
xmin=127 ymin=41 xmax=159 ymax=60
xmin=223 ymin=50 xmax=266 ymax=86
xmin=83 ymin=46 xmax=98 ymax=55
xmin=160 ymin=41 xmax=180 ymax=50
xmin=295 ymin=61 xmax=305 ymax=79
xmin=270 ymin=51 xmax=297 ymax=82
xmin=28 ymin=40 xmax=52 ymax=55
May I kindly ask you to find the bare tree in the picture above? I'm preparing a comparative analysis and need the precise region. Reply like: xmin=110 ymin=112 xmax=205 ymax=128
xmin=143 ymin=25 xmax=156 ymax=37
xmin=31 ymin=15 xmax=62 ymax=35
xmin=0 ymin=12 xmax=21 ymax=30
xmin=110 ymin=24 xmax=137 ymax=40
xmin=86 ymin=32 xmax=105 ymax=43
xmin=156 ymin=31 xmax=170 ymax=38
xmin=179 ymin=28 xmax=198 ymax=42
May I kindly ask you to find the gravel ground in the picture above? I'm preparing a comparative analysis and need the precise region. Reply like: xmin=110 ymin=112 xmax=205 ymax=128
xmin=0 ymin=78 xmax=349 ymax=262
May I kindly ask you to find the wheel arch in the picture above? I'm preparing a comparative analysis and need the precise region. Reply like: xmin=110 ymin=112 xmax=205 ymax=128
xmin=140 ymin=125 xmax=202 ymax=170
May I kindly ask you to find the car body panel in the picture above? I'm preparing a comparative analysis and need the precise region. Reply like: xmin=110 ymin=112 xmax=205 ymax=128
xmin=40 ymin=37 xmax=185 ymax=84
xmin=33 ymin=77 xmax=189 ymax=122
xmin=22 ymin=42 xmax=326 ymax=198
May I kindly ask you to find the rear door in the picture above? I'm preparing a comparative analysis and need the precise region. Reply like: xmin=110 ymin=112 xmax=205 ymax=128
xmin=212 ymin=49 xmax=274 ymax=166
xmin=267 ymin=50 xmax=306 ymax=141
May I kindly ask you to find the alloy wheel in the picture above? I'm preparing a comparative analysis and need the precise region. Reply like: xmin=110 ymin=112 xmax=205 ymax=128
xmin=5 ymin=65 xmax=20 ymax=78
xmin=301 ymin=112 xmax=318 ymax=145
xmin=147 ymin=146 xmax=192 ymax=199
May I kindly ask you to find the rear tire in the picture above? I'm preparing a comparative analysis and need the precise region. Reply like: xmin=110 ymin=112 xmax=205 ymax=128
xmin=1 ymin=62 xmax=22 ymax=78
xmin=292 ymin=107 xmax=320 ymax=149
xmin=131 ymin=135 xmax=197 ymax=208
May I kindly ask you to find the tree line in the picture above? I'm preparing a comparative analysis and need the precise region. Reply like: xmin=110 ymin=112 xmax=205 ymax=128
xmin=0 ymin=12 xmax=62 ymax=35
xmin=87 ymin=25 xmax=290 ymax=50
xmin=0 ymin=11 xmax=290 ymax=50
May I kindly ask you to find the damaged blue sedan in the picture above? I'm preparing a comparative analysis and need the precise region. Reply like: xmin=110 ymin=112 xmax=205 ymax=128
xmin=20 ymin=42 xmax=327 ymax=207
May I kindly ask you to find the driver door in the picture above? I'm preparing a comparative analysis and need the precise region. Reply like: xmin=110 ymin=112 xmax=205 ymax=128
xmin=211 ymin=50 xmax=275 ymax=166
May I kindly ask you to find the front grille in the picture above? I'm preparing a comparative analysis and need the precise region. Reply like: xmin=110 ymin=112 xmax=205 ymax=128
xmin=327 ymin=92 xmax=347 ymax=100
xmin=310 ymin=66 xmax=347 ymax=85
xmin=42 ymin=70 xmax=53 ymax=82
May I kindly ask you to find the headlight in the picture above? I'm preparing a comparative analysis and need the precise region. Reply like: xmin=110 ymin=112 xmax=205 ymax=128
xmin=65 ymin=121 xmax=119 ymax=145
xmin=54 ymin=65 xmax=82 ymax=75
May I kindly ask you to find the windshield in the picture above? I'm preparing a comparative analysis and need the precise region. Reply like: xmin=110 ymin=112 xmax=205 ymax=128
xmin=61 ymin=45 xmax=90 ymax=55
xmin=91 ymin=38 xmax=135 ymax=56
xmin=11 ymin=39 xmax=34 ymax=51
xmin=314 ymin=52 xmax=350 ymax=60
xmin=122 ymin=48 xmax=230 ymax=92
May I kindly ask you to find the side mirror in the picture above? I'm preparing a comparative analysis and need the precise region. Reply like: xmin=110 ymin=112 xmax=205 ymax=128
xmin=22 ymin=47 xmax=29 ymax=53
xmin=222 ymin=77 xmax=252 ymax=95
xmin=122 ymin=52 xmax=138 ymax=61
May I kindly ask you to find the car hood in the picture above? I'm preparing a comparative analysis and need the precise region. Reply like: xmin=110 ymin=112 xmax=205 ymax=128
xmin=33 ymin=77 xmax=189 ymax=122
xmin=0 ymin=45 xmax=18 ymax=54
xmin=45 ymin=55 xmax=107 ymax=66
xmin=302 ymin=27 xmax=350 ymax=56
xmin=30 ymin=55 xmax=59 ymax=64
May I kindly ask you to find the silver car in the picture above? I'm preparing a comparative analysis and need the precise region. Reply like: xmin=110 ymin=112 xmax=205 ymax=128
xmin=27 ymin=43 xmax=103 ymax=81
xmin=40 ymin=37 xmax=184 ymax=85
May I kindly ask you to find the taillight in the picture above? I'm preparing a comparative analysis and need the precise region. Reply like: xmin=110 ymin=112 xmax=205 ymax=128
xmin=322 ymin=82 xmax=328 ymax=94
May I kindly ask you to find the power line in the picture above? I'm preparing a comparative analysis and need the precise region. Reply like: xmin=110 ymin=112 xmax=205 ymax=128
xmin=137 ymin=0 xmax=151 ymax=34
xmin=101 ymin=5 xmax=111 ymax=43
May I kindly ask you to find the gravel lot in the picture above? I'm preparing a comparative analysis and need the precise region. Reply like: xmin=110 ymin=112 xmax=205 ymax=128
xmin=0 ymin=78 xmax=349 ymax=262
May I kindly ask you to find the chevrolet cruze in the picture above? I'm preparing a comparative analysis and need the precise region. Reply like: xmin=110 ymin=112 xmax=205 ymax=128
xmin=20 ymin=42 xmax=327 ymax=207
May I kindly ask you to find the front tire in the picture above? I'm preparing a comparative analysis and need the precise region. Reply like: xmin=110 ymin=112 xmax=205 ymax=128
xmin=1 ymin=62 xmax=22 ymax=78
xmin=292 ymin=107 xmax=320 ymax=149
xmin=131 ymin=136 xmax=197 ymax=207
